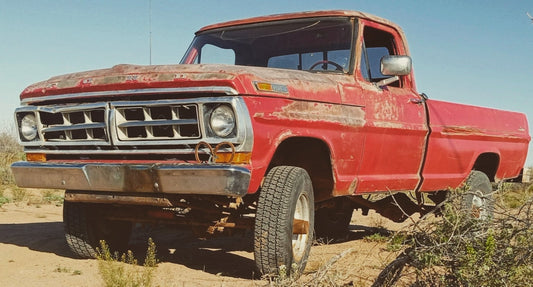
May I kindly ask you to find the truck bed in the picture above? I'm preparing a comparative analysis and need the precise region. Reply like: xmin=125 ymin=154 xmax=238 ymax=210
xmin=420 ymin=99 xmax=530 ymax=191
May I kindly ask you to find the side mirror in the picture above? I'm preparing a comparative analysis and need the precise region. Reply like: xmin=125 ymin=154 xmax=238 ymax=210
xmin=381 ymin=55 xmax=412 ymax=76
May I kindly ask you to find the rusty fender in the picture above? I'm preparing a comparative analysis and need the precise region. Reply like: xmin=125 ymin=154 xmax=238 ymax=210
xmin=257 ymin=101 xmax=365 ymax=128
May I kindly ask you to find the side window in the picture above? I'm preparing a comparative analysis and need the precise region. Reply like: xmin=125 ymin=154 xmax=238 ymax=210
xmin=360 ymin=26 xmax=400 ymax=86
xmin=366 ymin=47 xmax=390 ymax=80
xmin=198 ymin=44 xmax=235 ymax=65
xmin=360 ymin=46 xmax=370 ymax=80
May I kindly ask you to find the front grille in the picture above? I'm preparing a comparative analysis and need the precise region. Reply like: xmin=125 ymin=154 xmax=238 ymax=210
xmin=15 ymin=96 xmax=252 ymax=155
xmin=115 ymin=104 xmax=200 ymax=140
xmin=39 ymin=106 xmax=107 ymax=142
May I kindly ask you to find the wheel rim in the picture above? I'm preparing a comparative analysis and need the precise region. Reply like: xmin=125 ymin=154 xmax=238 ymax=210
xmin=471 ymin=189 xmax=488 ymax=219
xmin=292 ymin=191 xmax=310 ymax=261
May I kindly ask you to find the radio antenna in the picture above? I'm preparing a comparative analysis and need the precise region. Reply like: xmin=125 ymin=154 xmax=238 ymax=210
xmin=149 ymin=0 xmax=152 ymax=65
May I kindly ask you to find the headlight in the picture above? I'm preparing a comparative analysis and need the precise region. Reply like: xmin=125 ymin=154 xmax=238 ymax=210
xmin=20 ymin=114 xmax=38 ymax=141
xmin=209 ymin=105 xmax=235 ymax=137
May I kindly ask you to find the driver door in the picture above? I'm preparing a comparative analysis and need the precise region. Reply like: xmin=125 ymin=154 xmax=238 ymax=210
xmin=355 ymin=21 xmax=428 ymax=193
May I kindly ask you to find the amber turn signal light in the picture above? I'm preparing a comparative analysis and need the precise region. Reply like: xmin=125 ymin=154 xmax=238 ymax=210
xmin=26 ymin=153 xmax=46 ymax=162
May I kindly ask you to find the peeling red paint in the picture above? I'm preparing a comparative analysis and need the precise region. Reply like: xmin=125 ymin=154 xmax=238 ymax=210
xmin=271 ymin=101 xmax=365 ymax=128
xmin=442 ymin=126 xmax=484 ymax=135
xmin=21 ymin=64 xmax=341 ymax=104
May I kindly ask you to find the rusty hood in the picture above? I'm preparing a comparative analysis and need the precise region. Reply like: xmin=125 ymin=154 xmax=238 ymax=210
xmin=20 ymin=64 xmax=343 ymax=104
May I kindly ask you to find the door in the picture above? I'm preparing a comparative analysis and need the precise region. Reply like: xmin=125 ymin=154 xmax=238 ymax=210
xmin=355 ymin=21 xmax=428 ymax=193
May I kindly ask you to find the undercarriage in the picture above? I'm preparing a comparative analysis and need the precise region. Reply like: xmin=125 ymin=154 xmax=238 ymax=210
xmin=65 ymin=188 xmax=448 ymax=238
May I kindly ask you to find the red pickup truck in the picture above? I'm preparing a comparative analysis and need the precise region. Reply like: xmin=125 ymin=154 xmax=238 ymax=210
xmin=11 ymin=10 xmax=530 ymax=276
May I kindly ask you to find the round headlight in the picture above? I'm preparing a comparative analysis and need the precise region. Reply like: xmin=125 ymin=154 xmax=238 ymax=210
xmin=20 ymin=114 xmax=38 ymax=141
xmin=210 ymin=105 xmax=235 ymax=137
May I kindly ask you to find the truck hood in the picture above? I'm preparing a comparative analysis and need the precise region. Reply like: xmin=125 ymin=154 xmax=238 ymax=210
xmin=20 ymin=64 xmax=343 ymax=103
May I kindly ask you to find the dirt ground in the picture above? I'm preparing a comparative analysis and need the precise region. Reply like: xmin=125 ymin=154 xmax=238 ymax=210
xmin=0 ymin=191 xmax=412 ymax=287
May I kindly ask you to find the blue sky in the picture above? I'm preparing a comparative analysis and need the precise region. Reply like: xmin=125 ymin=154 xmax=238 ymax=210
xmin=1 ymin=0 xmax=532 ymax=166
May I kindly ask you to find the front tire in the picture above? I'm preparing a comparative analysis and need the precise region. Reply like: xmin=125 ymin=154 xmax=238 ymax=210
xmin=254 ymin=166 xmax=315 ymax=277
xmin=64 ymin=201 xmax=132 ymax=258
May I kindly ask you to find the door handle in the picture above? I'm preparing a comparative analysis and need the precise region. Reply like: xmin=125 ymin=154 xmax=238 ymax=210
xmin=409 ymin=98 xmax=424 ymax=105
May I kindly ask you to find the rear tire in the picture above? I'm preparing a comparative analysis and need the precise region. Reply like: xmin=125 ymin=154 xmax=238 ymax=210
xmin=461 ymin=170 xmax=494 ymax=220
xmin=254 ymin=166 xmax=314 ymax=277
xmin=64 ymin=201 xmax=132 ymax=258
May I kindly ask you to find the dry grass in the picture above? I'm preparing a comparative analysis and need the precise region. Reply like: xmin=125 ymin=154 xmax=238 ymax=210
xmin=498 ymin=182 xmax=532 ymax=208
xmin=0 ymin=131 xmax=22 ymax=206
xmin=0 ymin=130 xmax=63 ymax=206
xmin=96 ymin=238 xmax=158 ymax=287
xmin=54 ymin=265 xmax=82 ymax=275
xmin=272 ymin=183 xmax=533 ymax=286
xmin=0 ymin=130 xmax=23 ymax=186
xmin=374 ymin=183 xmax=533 ymax=286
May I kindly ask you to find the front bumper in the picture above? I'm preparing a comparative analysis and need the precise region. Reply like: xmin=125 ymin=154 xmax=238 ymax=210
xmin=11 ymin=161 xmax=251 ymax=197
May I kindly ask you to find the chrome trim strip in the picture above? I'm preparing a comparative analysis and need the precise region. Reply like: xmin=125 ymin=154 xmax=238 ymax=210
xmin=21 ymin=86 xmax=239 ymax=105
xmin=22 ymin=146 xmax=238 ymax=155
xmin=16 ymin=102 xmax=108 ymax=113
xmin=11 ymin=161 xmax=251 ymax=197
xmin=42 ymin=122 xmax=106 ymax=133
xmin=117 ymin=119 xmax=198 ymax=128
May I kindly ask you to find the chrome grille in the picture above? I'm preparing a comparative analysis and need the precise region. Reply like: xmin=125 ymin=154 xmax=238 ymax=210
xmin=15 ymin=95 xmax=253 ymax=154
xmin=39 ymin=107 xmax=107 ymax=142
xmin=115 ymin=104 xmax=200 ymax=140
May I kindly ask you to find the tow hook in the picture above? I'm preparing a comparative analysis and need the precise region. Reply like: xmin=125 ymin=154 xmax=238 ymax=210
xmin=194 ymin=141 xmax=235 ymax=163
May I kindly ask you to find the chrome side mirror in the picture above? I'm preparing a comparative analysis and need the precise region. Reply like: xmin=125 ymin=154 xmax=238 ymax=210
xmin=381 ymin=55 xmax=412 ymax=76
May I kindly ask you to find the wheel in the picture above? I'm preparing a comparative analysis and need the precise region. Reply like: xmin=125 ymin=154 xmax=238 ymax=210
xmin=309 ymin=60 xmax=345 ymax=72
xmin=461 ymin=171 xmax=494 ymax=220
xmin=254 ymin=166 xmax=314 ymax=277
xmin=64 ymin=201 xmax=132 ymax=258
xmin=315 ymin=198 xmax=353 ymax=238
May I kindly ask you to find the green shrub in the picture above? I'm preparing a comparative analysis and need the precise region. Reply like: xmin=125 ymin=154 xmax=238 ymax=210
xmin=499 ymin=183 xmax=531 ymax=208
xmin=97 ymin=238 xmax=158 ymax=287
xmin=386 ymin=233 xmax=407 ymax=252
xmin=11 ymin=188 xmax=27 ymax=202
xmin=41 ymin=190 xmax=64 ymax=205
xmin=0 ymin=131 xmax=22 ymax=186
xmin=0 ymin=194 xmax=10 ymax=207
xmin=375 ymin=188 xmax=533 ymax=286
xmin=364 ymin=233 xmax=389 ymax=243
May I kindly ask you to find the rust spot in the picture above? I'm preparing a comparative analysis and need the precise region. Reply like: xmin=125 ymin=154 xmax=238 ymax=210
xmin=442 ymin=126 xmax=483 ymax=135
xmin=100 ymin=76 xmax=127 ymax=85
xmin=272 ymin=101 xmax=365 ymax=127
xmin=348 ymin=179 xmax=358 ymax=194
xmin=292 ymin=219 xmax=309 ymax=234
xmin=55 ymin=78 xmax=80 ymax=89
xmin=373 ymin=97 xmax=401 ymax=122
xmin=372 ymin=121 xmax=407 ymax=129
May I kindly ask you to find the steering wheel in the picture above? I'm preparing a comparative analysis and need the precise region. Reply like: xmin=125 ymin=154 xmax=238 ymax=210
xmin=309 ymin=60 xmax=345 ymax=72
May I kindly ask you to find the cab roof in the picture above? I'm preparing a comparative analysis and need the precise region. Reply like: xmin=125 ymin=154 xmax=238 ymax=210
xmin=196 ymin=10 xmax=400 ymax=34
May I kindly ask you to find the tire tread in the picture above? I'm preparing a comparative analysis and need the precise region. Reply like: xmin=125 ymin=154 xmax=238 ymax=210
xmin=254 ymin=166 xmax=313 ymax=275
xmin=64 ymin=202 xmax=97 ymax=258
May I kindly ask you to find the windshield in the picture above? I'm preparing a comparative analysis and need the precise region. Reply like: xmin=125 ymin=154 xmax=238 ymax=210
xmin=180 ymin=17 xmax=355 ymax=73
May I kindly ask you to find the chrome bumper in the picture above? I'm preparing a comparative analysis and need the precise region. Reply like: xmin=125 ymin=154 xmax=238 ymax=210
xmin=11 ymin=161 xmax=251 ymax=197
